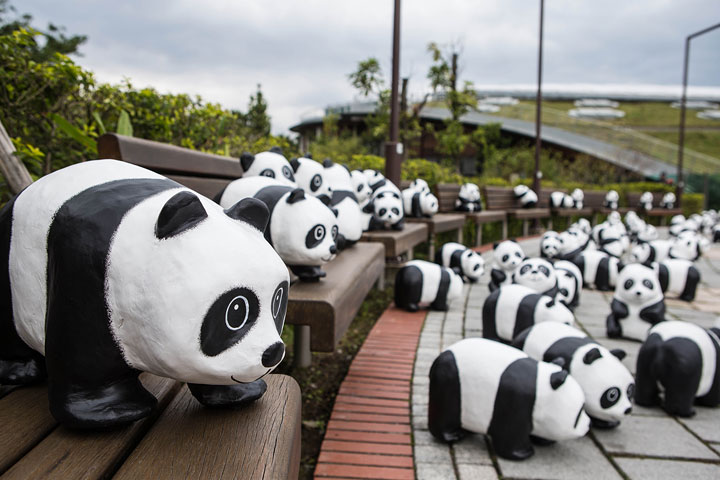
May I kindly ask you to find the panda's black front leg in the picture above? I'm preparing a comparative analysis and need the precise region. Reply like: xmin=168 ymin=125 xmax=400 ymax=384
xmin=589 ymin=417 xmax=621 ymax=429
xmin=289 ymin=265 xmax=327 ymax=282
xmin=529 ymin=435 xmax=556 ymax=445
xmin=391 ymin=218 xmax=405 ymax=231
xmin=188 ymin=380 xmax=267 ymax=408
xmin=428 ymin=351 xmax=465 ymax=443
xmin=634 ymin=335 xmax=661 ymax=408
xmin=606 ymin=299 xmax=628 ymax=338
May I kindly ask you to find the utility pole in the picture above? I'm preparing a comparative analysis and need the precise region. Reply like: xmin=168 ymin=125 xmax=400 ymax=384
xmin=385 ymin=0 xmax=402 ymax=186
xmin=0 ymin=119 xmax=33 ymax=194
xmin=533 ymin=0 xmax=545 ymax=195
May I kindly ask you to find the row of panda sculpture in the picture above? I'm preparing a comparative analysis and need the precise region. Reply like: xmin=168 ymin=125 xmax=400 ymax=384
xmin=395 ymin=206 xmax=720 ymax=460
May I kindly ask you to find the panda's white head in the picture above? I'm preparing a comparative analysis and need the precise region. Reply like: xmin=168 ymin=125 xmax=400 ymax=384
xmin=410 ymin=178 xmax=430 ymax=194
xmin=533 ymin=361 xmax=590 ymax=441
xmin=569 ymin=345 xmax=634 ymax=423
xmin=558 ymin=231 xmax=582 ymax=256
xmin=669 ymin=232 xmax=703 ymax=261
xmin=630 ymin=242 xmax=652 ymax=264
xmin=322 ymin=160 xmax=354 ymax=192
xmin=637 ymin=224 xmax=658 ymax=242
xmin=513 ymin=184 xmax=530 ymax=196
xmin=461 ymin=250 xmax=485 ymax=282
xmin=419 ymin=192 xmax=439 ymax=216
xmin=459 ymin=183 xmax=481 ymax=202
xmin=107 ymin=193 xmax=289 ymax=386
xmin=670 ymin=214 xmax=685 ymax=226
xmin=514 ymin=258 xmax=557 ymax=294
xmin=607 ymin=211 xmax=622 ymax=226
xmin=494 ymin=240 xmax=525 ymax=271
xmin=571 ymin=188 xmax=584 ymax=203
xmin=363 ymin=169 xmax=387 ymax=192
xmin=371 ymin=184 xmax=404 ymax=226
xmin=661 ymin=192 xmax=676 ymax=207
xmin=553 ymin=260 xmax=582 ymax=308
xmin=639 ymin=191 xmax=653 ymax=208
xmin=598 ymin=226 xmax=626 ymax=258
xmin=605 ymin=190 xmax=619 ymax=203
xmin=290 ymin=156 xmax=332 ymax=200
xmin=240 ymin=148 xmax=296 ymax=186
xmin=541 ymin=231 xmax=562 ymax=259
xmin=574 ymin=218 xmax=592 ymax=235
xmin=350 ymin=170 xmax=371 ymax=204
xmin=270 ymin=188 xmax=339 ymax=265
xmin=615 ymin=264 xmax=663 ymax=306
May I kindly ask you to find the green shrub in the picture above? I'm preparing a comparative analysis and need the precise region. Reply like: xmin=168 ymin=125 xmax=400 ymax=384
xmin=682 ymin=193 xmax=704 ymax=216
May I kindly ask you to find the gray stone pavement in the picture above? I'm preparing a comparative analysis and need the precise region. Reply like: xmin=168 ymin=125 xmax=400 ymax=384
xmin=412 ymin=235 xmax=720 ymax=479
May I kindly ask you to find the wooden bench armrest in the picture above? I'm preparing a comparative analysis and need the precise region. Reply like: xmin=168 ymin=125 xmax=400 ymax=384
xmin=360 ymin=223 xmax=428 ymax=258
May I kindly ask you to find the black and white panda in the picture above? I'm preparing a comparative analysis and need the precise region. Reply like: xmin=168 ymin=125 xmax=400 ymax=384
xmin=402 ymin=188 xmax=439 ymax=218
xmin=513 ymin=184 xmax=538 ymax=208
xmin=394 ymin=260 xmax=463 ymax=312
xmin=0 ymin=160 xmax=290 ymax=428
xmin=553 ymin=260 xmax=583 ymax=310
xmin=653 ymin=258 xmax=701 ymax=302
xmin=217 ymin=176 xmax=338 ymax=282
xmin=513 ymin=257 xmax=558 ymax=298
xmin=570 ymin=250 xmax=621 ymax=291
xmin=570 ymin=189 xmax=584 ymax=209
xmin=489 ymin=240 xmax=525 ymax=291
xmin=607 ymin=264 xmax=665 ymax=341
xmin=639 ymin=191 xmax=654 ymax=211
xmin=596 ymin=224 xmax=627 ymax=258
xmin=409 ymin=178 xmax=431 ymax=194
xmin=714 ymin=224 xmax=720 ymax=243
xmin=435 ymin=242 xmax=486 ymax=283
xmin=604 ymin=190 xmax=619 ymax=210
xmin=362 ymin=181 xmax=405 ymax=231
xmin=550 ymin=191 xmax=573 ymax=209
xmin=513 ymin=322 xmax=634 ymax=429
xmin=482 ymin=284 xmax=575 ymax=344
xmin=455 ymin=183 xmax=482 ymax=212
xmin=289 ymin=156 xmax=332 ymax=201
xmin=636 ymin=321 xmax=720 ymax=416
xmin=669 ymin=232 xmax=704 ymax=261
xmin=540 ymin=231 xmax=563 ymax=259
xmin=322 ymin=160 xmax=363 ymax=249
xmin=572 ymin=218 xmax=592 ymax=236
xmin=239 ymin=147 xmax=296 ymax=186
xmin=428 ymin=338 xmax=590 ymax=460
xmin=362 ymin=169 xmax=387 ymax=192
xmin=669 ymin=214 xmax=686 ymax=237
xmin=350 ymin=170 xmax=371 ymax=207
xmin=630 ymin=239 xmax=671 ymax=265
xmin=660 ymin=192 xmax=676 ymax=209
xmin=557 ymin=230 xmax=587 ymax=260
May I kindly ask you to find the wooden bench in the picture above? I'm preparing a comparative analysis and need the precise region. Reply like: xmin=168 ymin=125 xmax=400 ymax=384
xmin=0 ymin=374 xmax=301 ymax=479
xmin=360 ymin=223 xmax=428 ymax=261
xmin=435 ymin=183 xmax=508 ymax=245
xmin=538 ymin=188 xmax=594 ymax=229
xmin=627 ymin=192 xmax=682 ymax=225
xmin=483 ymin=186 xmax=551 ymax=237
xmin=98 ymin=133 xmax=385 ymax=367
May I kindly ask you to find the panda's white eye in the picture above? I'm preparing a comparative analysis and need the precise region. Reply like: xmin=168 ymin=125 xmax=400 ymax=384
xmin=310 ymin=174 xmax=322 ymax=191
xmin=225 ymin=295 xmax=250 ymax=330
xmin=306 ymin=224 xmax=326 ymax=249
xmin=520 ymin=264 xmax=531 ymax=274
xmin=643 ymin=279 xmax=653 ymax=289
xmin=331 ymin=225 xmax=338 ymax=240
xmin=314 ymin=226 xmax=324 ymax=240
xmin=601 ymin=387 xmax=621 ymax=408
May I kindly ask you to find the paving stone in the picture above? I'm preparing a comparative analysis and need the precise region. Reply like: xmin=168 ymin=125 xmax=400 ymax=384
xmin=677 ymin=406 xmax=720 ymax=443
xmin=413 ymin=429 xmax=437 ymax=445
xmin=497 ymin=436 xmax=621 ymax=480
xmin=413 ymin=415 xmax=428 ymax=429
xmin=413 ymin=393 xmax=428 ymax=405
xmin=614 ymin=457 xmax=720 ymax=480
xmin=630 ymin=404 xmax=667 ymax=417
xmin=453 ymin=434 xmax=493 ymax=465
xmin=594 ymin=338 xmax=640 ymax=374
xmin=593 ymin=415 xmax=719 ymax=460
xmin=413 ymin=375 xmax=429 ymax=386
xmin=412 ymin=403 xmax=427 ymax=419
xmin=415 ymin=443 xmax=453 ymax=463
xmin=456 ymin=463 xmax=498 ymax=480
xmin=416 ymin=462 xmax=456 ymax=480
xmin=465 ymin=329 xmax=483 ymax=338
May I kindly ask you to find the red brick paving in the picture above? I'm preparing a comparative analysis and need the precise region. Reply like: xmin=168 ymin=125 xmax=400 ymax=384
xmin=314 ymin=307 xmax=425 ymax=479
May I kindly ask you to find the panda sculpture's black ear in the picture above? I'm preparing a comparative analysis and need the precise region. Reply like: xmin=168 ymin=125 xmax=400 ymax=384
xmin=289 ymin=158 xmax=300 ymax=172
xmin=549 ymin=357 xmax=566 ymax=369
xmin=362 ymin=202 xmax=374 ymax=214
xmin=305 ymin=153 xmax=313 ymax=159
xmin=617 ymin=262 xmax=625 ymax=272
xmin=317 ymin=194 xmax=331 ymax=206
xmin=331 ymin=207 xmax=339 ymax=217
xmin=583 ymin=348 xmax=603 ymax=365
xmin=224 ymin=198 xmax=269 ymax=233
xmin=287 ymin=188 xmax=305 ymax=204
xmin=322 ymin=158 xmax=333 ymax=168
xmin=240 ymin=152 xmax=254 ymax=172
xmin=269 ymin=146 xmax=283 ymax=154
xmin=550 ymin=369 xmax=568 ymax=390
xmin=609 ymin=349 xmax=626 ymax=361
xmin=509 ymin=238 xmax=518 ymax=243
xmin=156 ymin=191 xmax=208 ymax=239
xmin=493 ymin=242 xmax=500 ymax=249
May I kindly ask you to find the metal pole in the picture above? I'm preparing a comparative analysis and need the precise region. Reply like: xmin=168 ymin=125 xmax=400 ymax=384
xmin=533 ymin=0 xmax=544 ymax=195
xmin=676 ymin=22 xmax=720 ymax=208
xmin=385 ymin=0 xmax=402 ymax=186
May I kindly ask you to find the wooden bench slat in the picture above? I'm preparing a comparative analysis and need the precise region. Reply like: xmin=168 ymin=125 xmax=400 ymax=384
xmin=1 ymin=375 xmax=179 ymax=480
xmin=406 ymin=213 xmax=465 ymax=235
xmin=112 ymin=375 xmax=301 ymax=480
xmin=165 ymin=174 xmax=232 ymax=200
xmin=361 ymin=223 xmax=429 ymax=258
xmin=287 ymin=242 xmax=384 ymax=352
xmin=467 ymin=211 xmax=507 ymax=223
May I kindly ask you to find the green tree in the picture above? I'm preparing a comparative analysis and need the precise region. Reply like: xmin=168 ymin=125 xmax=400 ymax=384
xmin=348 ymin=58 xmax=384 ymax=98
xmin=245 ymin=84 xmax=271 ymax=138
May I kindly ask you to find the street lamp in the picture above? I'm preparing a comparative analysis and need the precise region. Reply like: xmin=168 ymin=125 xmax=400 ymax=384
xmin=385 ymin=0 xmax=402 ymax=186
xmin=533 ymin=0 xmax=545 ymax=196
xmin=676 ymin=21 xmax=720 ymax=207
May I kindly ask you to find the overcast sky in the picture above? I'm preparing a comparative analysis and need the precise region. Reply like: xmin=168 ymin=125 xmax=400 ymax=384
xmin=18 ymin=0 xmax=720 ymax=134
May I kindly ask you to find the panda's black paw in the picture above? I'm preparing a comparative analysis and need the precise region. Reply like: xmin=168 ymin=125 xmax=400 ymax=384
xmin=0 ymin=357 xmax=46 ymax=385
xmin=405 ymin=303 xmax=419 ymax=312
xmin=497 ymin=445 xmax=535 ymax=460
xmin=188 ymin=380 xmax=267 ymax=408
xmin=590 ymin=417 xmax=621 ymax=429
xmin=530 ymin=435 xmax=556 ymax=446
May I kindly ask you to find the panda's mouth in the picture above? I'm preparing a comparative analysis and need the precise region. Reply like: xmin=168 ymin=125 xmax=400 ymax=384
xmin=231 ymin=369 xmax=272 ymax=384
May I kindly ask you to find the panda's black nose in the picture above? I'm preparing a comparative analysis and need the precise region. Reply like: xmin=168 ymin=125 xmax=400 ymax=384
xmin=625 ymin=407 xmax=632 ymax=415
xmin=329 ymin=245 xmax=337 ymax=254
xmin=262 ymin=341 xmax=285 ymax=367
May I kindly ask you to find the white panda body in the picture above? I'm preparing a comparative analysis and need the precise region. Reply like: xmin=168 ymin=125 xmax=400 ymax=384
xmin=550 ymin=191 xmax=573 ymax=209
xmin=409 ymin=178 xmax=430 ymax=194
xmin=553 ymin=260 xmax=583 ymax=309
xmin=604 ymin=190 xmax=619 ymax=210
xmin=570 ymin=189 xmax=584 ymax=209
xmin=455 ymin=183 xmax=482 ymax=212
xmin=363 ymin=169 xmax=387 ymax=192
xmin=435 ymin=242 xmax=486 ymax=282
xmin=322 ymin=162 xmax=363 ymax=247
xmin=394 ymin=260 xmax=463 ymax=311
xmin=402 ymin=188 xmax=438 ymax=217
xmin=639 ymin=191 xmax=654 ymax=211
xmin=365 ymin=182 xmax=405 ymax=230
xmin=490 ymin=240 xmax=525 ymax=291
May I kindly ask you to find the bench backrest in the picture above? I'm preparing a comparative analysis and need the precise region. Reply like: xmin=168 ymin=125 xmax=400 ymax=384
xmin=583 ymin=190 xmax=608 ymax=209
xmin=435 ymin=183 xmax=461 ymax=212
xmin=98 ymin=133 xmax=242 ymax=199
xmin=627 ymin=191 xmax=666 ymax=208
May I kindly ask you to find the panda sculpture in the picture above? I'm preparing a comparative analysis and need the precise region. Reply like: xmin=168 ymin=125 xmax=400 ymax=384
xmin=570 ymin=189 xmax=584 ymax=209
xmin=714 ymin=224 xmax=720 ymax=243
xmin=489 ymin=240 xmax=525 ymax=292
xmin=573 ymin=218 xmax=592 ymax=236
xmin=630 ymin=239 xmax=671 ymax=265
xmin=571 ymin=250 xmax=621 ymax=291
xmin=217 ymin=176 xmax=338 ymax=282
xmin=435 ymin=242 xmax=486 ymax=283
xmin=553 ymin=260 xmax=583 ymax=310
xmin=362 ymin=181 xmax=405 ymax=231
xmin=669 ymin=214 xmax=686 ymax=237
xmin=653 ymin=258 xmax=701 ymax=302
xmin=428 ymin=338 xmax=590 ymax=460
xmin=455 ymin=183 xmax=482 ymax=212
xmin=635 ymin=321 xmax=720 ymax=416
xmin=363 ymin=169 xmax=387 ymax=192
xmin=639 ymin=191 xmax=654 ymax=211
xmin=604 ymin=190 xmax=619 ymax=210
xmin=289 ymin=156 xmax=332 ymax=201
xmin=0 ymin=160 xmax=290 ymax=428
xmin=409 ymin=178 xmax=431 ymax=194
xmin=350 ymin=170 xmax=371 ymax=207
xmin=394 ymin=260 xmax=463 ymax=312
xmin=540 ymin=231 xmax=563 ymax=259
xmin=606 ymin=263 xmax=665 ymax=341
xmin=482 ymin=284 xmax=575 ymax=344
xmin=513 ymin=184 xmax=538 ymax=208
xmin=550 ymin=191 xmax=573 ymax=209
xmin=558 ymin=230 xmax=587 ymax=260
xmin=660 ymin=192 xmax=676 ymax=209
xmin=636 ymin=223 xmax=658 ymax=243
xmin=322 ymin=160 xmax=363 ymax=249
xmin=239 ymin=147 xmax=296 ymax=185
xmin=596 ymin=224 xmax=627 ymax=258
xmin=513 ymin=258 xmax=558 ymax=298
xmin=668 ymin=232 xmax=703 ymax=261
xmin=402 ymin=188 xmax=438 ymax=218
xmin=513 ymin=323 xmax=634 ymax=429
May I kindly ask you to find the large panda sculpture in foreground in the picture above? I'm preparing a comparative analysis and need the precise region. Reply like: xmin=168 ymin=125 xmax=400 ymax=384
xmin=0 ymin=160 xmax=290 ymax=428
xmin=514 ymin=323 xmax=635 ymax=429
xmin=428 ymin=338 xmax=590 ymax=460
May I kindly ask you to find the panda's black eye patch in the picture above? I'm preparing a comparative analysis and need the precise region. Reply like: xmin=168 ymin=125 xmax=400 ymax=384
xmin=282 ymin=165 xmax=295 ymax=181
xmin=627 ymin=384 xmax=635 ymax=400
xmin=643 ymin=279 xmax=653 ymax=289
xmin=539 ymin=265 xmax=550 ymax=276
xmin=379 ymin=208 xmax=387 ymax=216
xmin=271 ymin=281 xmax=289 ymax=335
xmin=331 ymin=225 xmax=338 ymax=240
xmin=515 ymin=252 xmax=522 ymax=258
xmin=624 ymin=279 xmax=634 ymax=290
xmin=520 ymin=264 xmax=531 ymax=274
xmin=201 ymin=287 xmax=259 ymax=356
xmin=601 ymin=387 xmax=621 ymax=408
xmin=306 ymin=224 xmax=326 ymax=249
xmin=502 ymin=254 xmax=509 ymax=262
xmin=310 ymin=174 xmax=322 ymax=191
xmin=357 ymin=184 xmax=363 ymax=192
xmin=473 ymin=264 xmax=480 ymax=271
xmin=260 ymin=169 xmax=275 ymax=178
xmin=391 ymin=207 xmax=400 ymax=215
